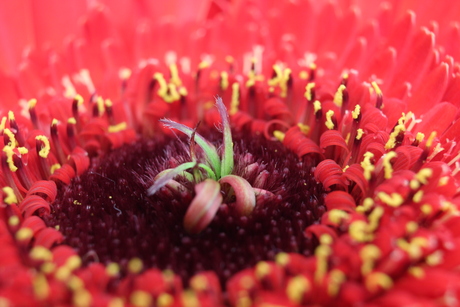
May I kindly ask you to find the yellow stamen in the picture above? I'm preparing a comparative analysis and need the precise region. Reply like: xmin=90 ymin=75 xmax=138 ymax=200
xmin=128 ymin=258 xmax=143 ymax=274
xmin=351 ymin=104 xmax=361 ymax=119
xmin=30 ymin=246 xmax=53 ymax=262
xmin=377 ymin=192 xmax=404 ymax=207
xmin=314 ymin=245 xmax=331 ymax=283
xmin=275 ymin=252 xmax=289 ymax=266
xmin=385 ymin=124 xmax=405 ymax=150
xmin=273 ymin=130 xmax=285 ymax=142
xmin=190 ymin=275 xmax=208 ymax=291
xmin=220 ymin=71 xmax=229 ymax=90
xmin=16 ymin=228 xmax=33 ymax=241
xmin=361 ymin=152 xmax=375 ymax=180
xmin=8 ymin=111 xmax=15 ymax=121
xmin=169 ymin=63 xmax=182 ymax=86
xmin=154 ymin=73 xmax=168 ymax=97
xmin=426 ymin=251 xmax=443 ymax=266
xmin=286 ymin=275 xmax=310 ymax=304
xmin=367 ymin=207 xmax=384 ymax=231
xmin=365 ymin=272 xmax=393 ymax=292
xmin=313 ymin=100 xmax=321 ymax=114
xmin=406 ymin=221 xmax=418 ymax=234
xmin=73 ymin=289 xmax=92 ymax=307
xmin=371 ymin=81 xmax=382 ymax=96
xmin=426 ymin=131 xmax=436 ymax=148
xmin=328 ymin=269 xmax=345 ymax=297
xmin=415 ymin=132 xmax=425 ymax=143
xmin=412 ymin=190 xmax=424 ymax=203
xmin=255 ymin=261 xmax=271 ymax=280
xmin=108 ymin=122 xmax=128 ymax=133
xmin=304 ymin=83 xmax=315 ymax=101
xmin=50 ymin=163 xmax=61 ymax=174
xmin=297 ymin=123 xmax=310 ymax=135
xmin=360 ymin=244 xmax=381 ymax=275
xmin=130 ymin=291 xmax=152 ymax=307
xmin=119 ymin=68 xmax=132 ymax=80
xmin=28 ymin=98 xmax=37 ymax=108
xmin=356 ymin=128 xmax=364 ymax=140
xmin=349 ymin=220 xmax=374 ymax=242
xmin=2 ymin=187 xmax=17 ymax=204
xmin=33 ymin=274 xmax=49 ymax=300
xmin=35 ymin=135 xmax=51 ymax=158
xmin=230 ymin=82 xmax=240 ymax=115
xmin=181 ymin=290 xmax=199 ymax=307
xmin=106 ymin=262 xmax=120 ymax=277
xmin=382 ymin=151 xmax=397 ymax=179
xmin=325 ymin=110 xmax=335 ymax=130
xmin=3 ymin=129 xmax=16 ymax=148
xmin=333 ymin=85 xmax=346 ymax=107
xmin=0 ymin=116 xmax=7 ymax=130
xmin=408 ymin=266 xmax=425 ymax=278
xmin=299 ymin=71 xmax=308 ymax=79
xmin=68 ymin=117 xmax=77 ymax=125
xmin=3 ymin=146 xmax=18 ymax=172
xmin=157 ymin=293 xmax=174 ymax=307
xmin=96 ymin=96 xmax=105 ymax=116
xmin=421 ymin=204 xmax=433 ymax=215
xmin=328 ymin=209 xmax=349 ymax=224
xmin=8 ymin=216 xmax=19 ymax=226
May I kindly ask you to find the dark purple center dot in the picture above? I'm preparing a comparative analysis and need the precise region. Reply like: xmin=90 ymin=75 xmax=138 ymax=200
xmin=44 ymin=130 xmax=326 ymax=285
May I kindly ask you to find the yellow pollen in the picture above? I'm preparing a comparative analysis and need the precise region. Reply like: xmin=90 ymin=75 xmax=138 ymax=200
xmin=108 ymin=122 xmax=128 ymax=133
xmin=230 ymin=82 xmax=240 ymax=115
xmin=426 ymin=251 xmax=443 ymax=266
xmin=8 ymin=216 xmax=19 ymax=226
xmin=313 ymin=100 xmax=321 ymax=114
xmin=273 ymin=130 xmax=285 ymax=142
xmin=314 ymin=245 xmax=331 ymax=283
xmin=377 ymin=192 xmax=404 ymax=207
xmin=0 ymin=116 xmax=6 ymax=130
xmin=190 ymin=275 xmax=208 ymax=291
xmin=319 ymin=234 xmax=333 ymax=245
xmin=66 ymin=255 xmax=82 ymax=270
xmin=255 ymin=261 xmax=271 ymax=279
xmin=157 ymin=293 xmax=174 ymax=307
xmin=181 ymin=290 xmax=199 ymax=307
xmin=371 ymin=81 xmax=382 ymax=96
xmin=236 ymin=296 xmax=252 ymax=307
xmin=68 ymin=276 xmax=84 ymax=291
xmin=51 ymin=118 xmax=58 ymax=127
xmin=106 ymin=262 xmax=120 ymax=277
xmin=360 ymin=244 xmax=381 ymax=275
xmin=128 ymin=258 xmax=143 ymax=274
xmin=297 ymin=123 xmax=310 ymax=135
xmin=8 ymin=111 xmax=15 ymax=121
xmin=286 ymin=275 xmax=310 ymax=304
xmin=108 ymin=298 xmax=125 ymax=307
xmin=416 ymin=168 xmax=433 ymax=184
xmin=130 ymin=291 xmax=152 ymax=307
xmin=104 ymin=99 xmax=113 ymax=108
xmin=406 ymin=221 xmax=418 ymax=234
xmin=96 ymin=97 xmax=105 ymax=116
xmin=154 ymin=73 xmax=168 ymax=97
xmin=310 ymin=63 xmax=317 ymax=70
xmin=41 ymin=262 xmax=56 ymax=274
xmin=50 ymin=163 xmax=61 ymax=174
xmin=333 ymin=84 xmax=346 ymax=107
xmin=16 ymin=227 xmax=33 ymax=241
xmin=67 ymin=117 xmax=77 ymax=124
xmin=178 ymin=87 xmax=188 ymax=96
xmin=415 ymin=132 xmax=425 ymax=143
xmin=438 ymin=176 xmax=449 ymax=186
xmin=356 ymin=198 xmax=374 ymax=213
xmin=275 ymin=252 xmax=289 ymax=266
xmin=55 ymin=266 xmax=71 ymax=281
xmin=3 ymin=129 xmax=16 ymax=148
xmin=2 ymin=187 xmax=17 ymax=205
xmin=367 ymin=207 xmax=384 ymax=231
xmin=412 ymin=190 xmax=424 ymax=203
xmin=356 ymin=128 xmax=364 ymax=140
xmin=304 ymin=83 xmax=315 ymax=101
xmin=18 ymin=147 xmax=28 ymax=155
xmin=35 ymin=135 xmax=51 ymax=158
xmin=161 ymin=83 xmax=181 ymax=103
xmin=325 ymin=110 xmax=335 ymax=130
xmin=343 ymin=165 xmax=349 ymax=172
xmin=382 ymin=151 xmax=397 ymax=179
xmin=28 ymin=98 xmax=37 ymax=108
xmin=328 ymin=209 xmax=349 ymax=224
xmin=299 ymin=71 xmax=308 ymax=79
xmin=351 ymin=104 xmax=361 ymax=119
xmin=408 ymin=266 xmax=425 ymax=279
xmin=169 ymin=63 xmax=182 ymax=86
xmin=349 ymin=220 xmax=374 ymax=242
xmin=328 ymin=269 xmax=345 ymax=297
xmin=220 ymin=71 xmax=229 ymax=90
xmin=73 ymin=289 xmax=92 ymax=307
xmin=426 ymin=131 xmax=437 ymax=148
xmin=361 ymin=152 xmax=375 ymax=180
xmin=365 ymin=272 xmax=393 ymax=292
xmin=3 ymin=146 xmax=18 ymax=172
xmin=119 ymin=68 xmax=132 ymax=80
xmin=421 ymin=204 xmax=433 ymax=215
xmin=385 ymin=124 xmax=405 ymax=150
xmin=33 ymin=274 xmax=49 ymax=300
xmin=30 ymin=246 xmax=53 ymax=262
xmin=268 ymin=64 xmax=282 ymax=87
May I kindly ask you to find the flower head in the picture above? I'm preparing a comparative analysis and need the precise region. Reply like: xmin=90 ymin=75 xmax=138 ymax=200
xmin=1 ymin=0 xmax=460 ymax=306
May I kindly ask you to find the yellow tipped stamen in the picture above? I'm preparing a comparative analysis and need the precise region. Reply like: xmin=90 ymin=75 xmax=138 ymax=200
xmin=286 ymin=275 xmax=310 ymax=304
xmin=268 ymin=64 xmax=282 ymax=87
xmin=309 ymin=63 xmax=317 ymax=70
xmin=313 ymin=100 xmax=321 ymax=114
xmin=382 ymin=151 xmax=397 ymax=179
xmin=377 ymin=192 xmax=404 ymax=207
xmin=297 ymin=123 xmax=310 ymax=135
xmin=105 ymin=99 xmax=113 ymax=108
xmin=162 ymin=83 xmax=181 ymax=103
xmin=30 ymin=246 xmax=53 ymax=262
xmin=275 ymin=252 xmax=289 ymax=266
xmin=426 ymin=131 xmax=437 ymax=148
xmin=3 ymin=146 xmax=18 ymax=172
xmin=385 ymin=124 xmax=405 ymax=150
xmin=131 ymin=291 xmax=152 ymax=307
xmin=406 ymin=221 xmax=418 ymax=234
xmin=371 ymin=81 xmax=382 ymax=96
xmin=50 ymin=163 xmax=61 ymax=174
xmin=190 ymin=275 xmax=208 ymax=291
xmin=51 ymin=118 xmax=58 ymax=127
xmin=181 ymin=290 xmax=200 ymax=307
xmin=356 ymin=197 xmax=374 ymax=213
xmin=421 ymin=204 xmax=433 ymax=215
xmin=328 ymin=269 xmax=345 ymax=297
xmin=333 ymin=84 xmax=346 ymax=107
xmin=410 ymin=168 xmax=433 ymax=190
xmin=328 ymin=209 xmax=349 ymax=224
xmin=299 ymin=71 xmax=308 ymax=79
xmin=8 ymin=111 xmax=15 ymax=121
xmin=157 ymin=293 xmax=174 ymax=307
xmin=35 ymin=135 xmax=51 ymax=158
xmin=96 ymin=97 xmax=105 ymax=116
xmin=68 ymin=276 xmax=84 ymax=291
xmin=314 ymin=244 xmax=331 ymax=283
xmin=8 ymin=215 xmax=19 ymax=226
xmin=154 ymin=73 xmax=168 ymax=97
xmin=415 ymin=132 xmax=425 ymax=143
xmin=18 ymin=147 xmax=28 ymax=155
xmin=361 ymin=152 xmax=375 ymax=180
xmin=408 ymin=266 xmax=425 ymax=279
xmin=68 ymin=117 xmax=77 ymax=125
xmin=128 ymin=258 xmax=143 ymax=274
xmin=365 ymin=272 xmax=393 ymax=292
xmin=360 ymin=245 xmax=381 ymax=275
xmin=198 ymin=61 xmax=210 ymax=70
xmin=230 ymin=82 xmax=240 ymax=115
xmin=169 ymin=63 xmax=182 ymax=86
xmin=349 ymin=220 xmax=374 ymax=242
xmin=438 ymin=176 xmax=449 ymax=186
xmin=304 ymin=83 xmax=315 ymax=101
xmin=319 ymin=234 xmax=333 ymax=245
xmin=73 ymin=289 xmax=92 ymax=307
xmin=426 ymin=251 xmax=443 ymax=266
xmin=28 ymin=98 xmax=37 ymax=109
xmin=106 ymin=262 xmax=120 ymax=277
xmin=33 ymin=274 xmax=50 ymax=300
xmin=325 ymin=110 xmax=335 ymax=130
xmin=255 ymin=261 xmax=271 ymax=280
xmin=16 ymin=227 xmax=33 ymax=241
xmin=352 ymin=104 xmax=361 ymax=119
xmin=3 ymin=129 xmax=16 ymax=148
xmin=367 ymin=207 xmax=384 ymax=232
xmin=220 ymin=71 xmax=229 ymax=90
xmin=273 ymin=130 xmax=285 ymax=142
xmin=356 ymin=128 xmax=364 ymax=140
xmin=108 ymin=122 xmax=128 ymax=133
xmin=3 ymin=187 xmax=17 ymax=205
xmin=0 ymin=116 xmax=7 ymax=130
xmin=412 ymin=190 xmax=424 ymax=203
xmin=397 ymin=237 xmax=428 ymax=260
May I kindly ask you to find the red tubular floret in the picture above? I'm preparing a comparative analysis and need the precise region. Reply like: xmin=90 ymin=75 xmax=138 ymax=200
xmin=283 ymin=126 xmax=323 ymax=157
xmin=324 ymin=190 xmax=357 ymax=212
xmin=25 ymin=180 xmax=57 ymax=202
xmin=314 ymin=159 xmax=346 ymax=190
xmin=18 ymin=195 xmax=51 ymax=218
xmin=50 ymin=164 xmax=76 ymax=185
xmin=34 ymin=227 xmax=64 ymax=248
xmin=21 ymin=216 xmax=46 ymax=235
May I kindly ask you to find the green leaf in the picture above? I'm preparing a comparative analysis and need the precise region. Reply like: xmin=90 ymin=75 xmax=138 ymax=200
xmin=216 ymin=97 xmax=234 ymax=177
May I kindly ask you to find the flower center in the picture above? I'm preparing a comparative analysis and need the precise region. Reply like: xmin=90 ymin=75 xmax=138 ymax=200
xmin=44 ymin=130 xmax=326 ymax=284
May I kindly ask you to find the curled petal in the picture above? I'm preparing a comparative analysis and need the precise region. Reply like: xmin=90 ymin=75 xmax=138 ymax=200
xmin=219 ymin=175 xmax=256 ymax=216
xmin=147 ymin=161 xmax=196 ymax=195
xmin=320 ymin=130 xmax=349 ymax=154
xmin=35 ymin=227 xmax=64 ymax=248
xmin=314 ymin=159 xmax=345 ymax=190
xmin=50 ymin=164 xmax=76 ymax=185
xmin=283 ymin=126 xmax=323 ymax=157
xmin=184 ymin=179 xmax=223 ymax=234
xmin=26 ymin=180 xmax=57 ymax=202
xmin=21 ymin=216 xmax=46 ymax=235
xmin=19 ymin=195 xmax=51 ymax=218
xmin=324 ymin=191 xmax=357 ymax=212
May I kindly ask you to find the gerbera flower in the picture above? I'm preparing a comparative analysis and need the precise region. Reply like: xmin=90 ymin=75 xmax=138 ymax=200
xmin=1 ymin=0 xmax=460 ymax=306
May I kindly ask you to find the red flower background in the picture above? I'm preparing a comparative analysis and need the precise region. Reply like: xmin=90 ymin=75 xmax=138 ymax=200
xmin=1 ymin=0 xmax=460 ymax=306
